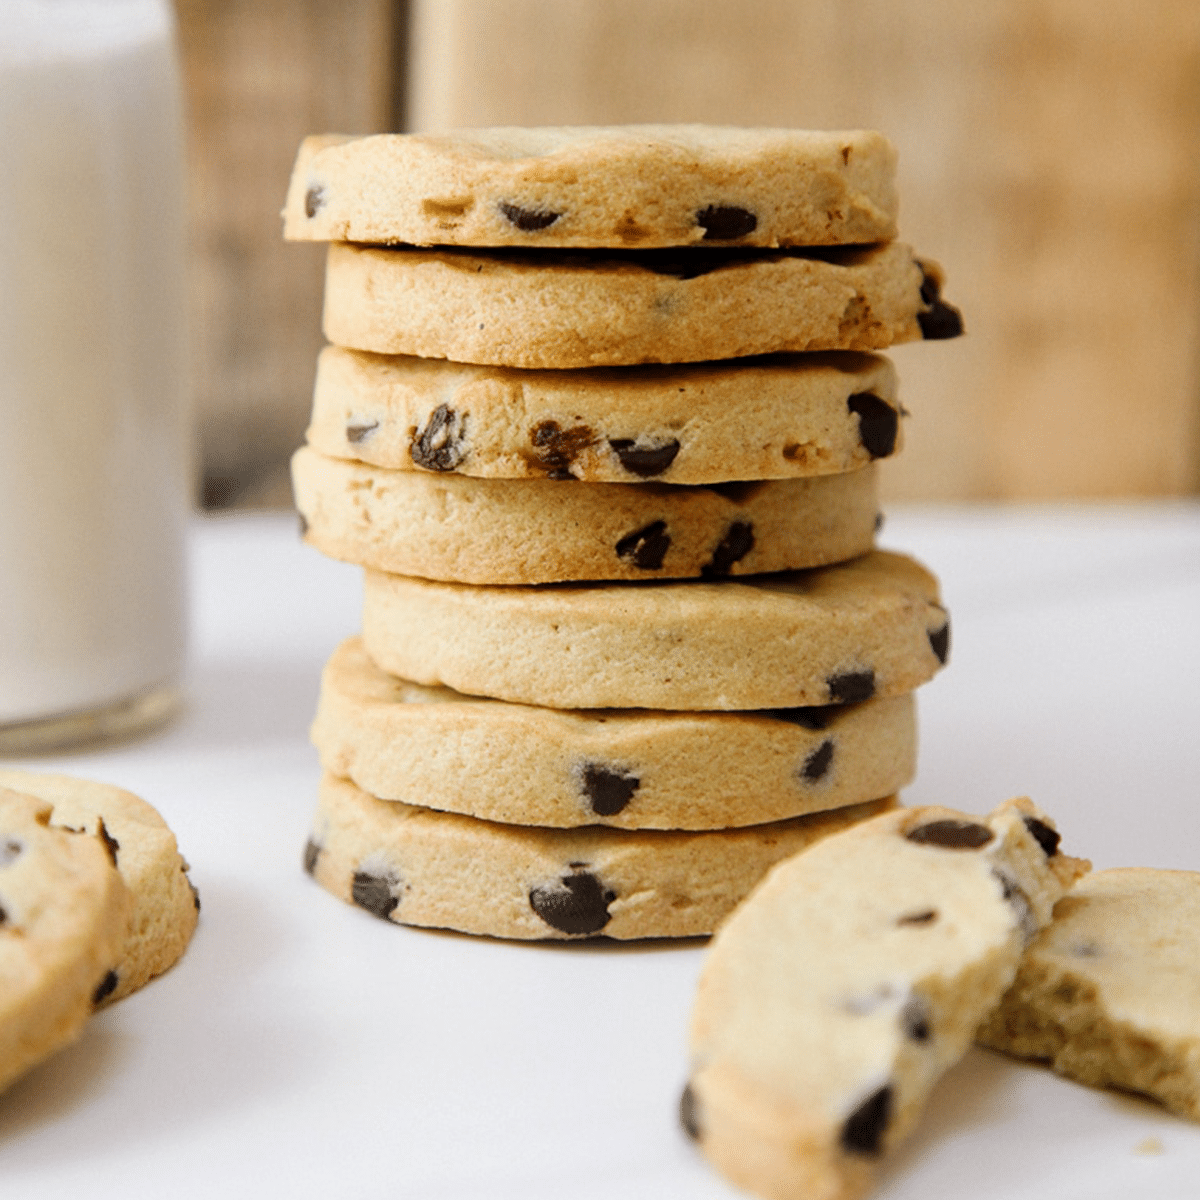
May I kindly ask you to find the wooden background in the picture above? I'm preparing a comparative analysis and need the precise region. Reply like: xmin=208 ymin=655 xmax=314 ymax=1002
xmin=177 ymin=0 xmax=1200 ymax=507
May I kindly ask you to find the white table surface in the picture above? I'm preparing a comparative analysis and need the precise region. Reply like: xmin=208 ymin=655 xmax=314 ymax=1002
xmin=2 ymin=503 xmax=1198 ymax=1200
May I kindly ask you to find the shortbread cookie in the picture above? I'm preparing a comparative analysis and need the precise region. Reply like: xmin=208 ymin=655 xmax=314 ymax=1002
xmin=307 ymin=347 xmax=904 ymax=483
xmin=978 ymin=867 xmax=1200 ymax=1122
xmin=362 ymin=549 xmax=949 ymax=711
xmin=284 ymin=125 xmax=898 ymax=249
xmin=304 ymin=773 xmax=897 ymax=940
xmin=0 ymin=786 xmax=129 ymax=1095
xmin=293 ymin=445 xmax=879 ymax=584
xmin=684 ymin=799 xmax=1089 ymax=1200
xmin=323 ymin=242 xmax=962 ymax=369
xmin=311 ymin=638 xmax=917 ymax=830
xmin=0 ymin=769 xmax=198 ymax=1005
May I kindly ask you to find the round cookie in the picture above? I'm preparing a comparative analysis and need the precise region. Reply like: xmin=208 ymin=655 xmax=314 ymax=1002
xmin=311 ymin=637 xmax=918 ymax=830
xmin=283 ymin=125 xmax=899 ymax=249
xmin=977 ymin=867 xmax=1200 ymax=1122
xmin=0 ymin=786 xmax=129 ymax=1095
xmin=684 ymin=799 xmax=1089 ymax=1200
xmin=303 ymin=773 xmax=897 ymax=941
xmin=322 ymin=241 xmax=962 ymax=369
xmin=307 ymin=347 xmax=904 ymax=484
xmin=361 ymin=549 xmax=950 ymax=711
xmin=292 ymin=445 xmax=879 ymax=584
xmin=0 ymin=769 xmax=199 ymax=1005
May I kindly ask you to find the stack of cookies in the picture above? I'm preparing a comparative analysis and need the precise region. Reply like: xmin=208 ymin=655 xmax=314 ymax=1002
xmin=283 ymin=125 xmax=962 ymax=940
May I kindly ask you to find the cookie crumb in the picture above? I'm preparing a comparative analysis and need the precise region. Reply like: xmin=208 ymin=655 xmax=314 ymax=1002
xmin=1134 ymin=1136 xmax=1163 ymax=1155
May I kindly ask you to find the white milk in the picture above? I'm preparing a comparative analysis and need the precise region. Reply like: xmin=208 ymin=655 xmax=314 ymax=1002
xmin=0 ymin=1 xmax=189 ymax=745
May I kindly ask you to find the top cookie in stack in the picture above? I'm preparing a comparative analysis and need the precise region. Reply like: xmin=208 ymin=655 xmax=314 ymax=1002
xmin=285 ymin=125 xmax=960 ymax=941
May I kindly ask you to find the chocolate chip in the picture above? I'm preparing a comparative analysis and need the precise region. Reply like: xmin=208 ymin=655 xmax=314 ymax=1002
xmin=530 ymin=420 xmax=596 ymax=475
xmin=92 ymin=970 xmax=119 ymax=1006
xmin=1022 ymin=816 xmax=1061 ymax=857
xmin=801 ymin=738 xmax=835 ymax=782
xmin=579 ymin=764 xmax=640 ymax=817
xmin=0 ymin=838 xmax=22 ymax=868
xmin=753 ymin=704 xmax=839 ymax=730
xmin=528 ymin=871 xmax=614 ymax=935
xmin=841 ymin=1085 xmax=892 ymax=1156
xmin=827 ymin=670 xmax=875 ymax=704
xmin=608 ymin=438 xmax=681 ymax=478
xmin=928 ymin=622 xmax=950 ymax=665
xmin=906 ymin=819 xmax=994 ymax=849
xmin=679 ymin=1082 xmax=702 ymax=1140
xmin=901 ymin=996 xmax=931 ymax=1042
xmin=97 ymin=818 xmax=119 ymax=868
xmin=696 ymin=205 xmax=758 ymax=240
xmin=915 ymin=262 xmax=964 ymax=339
xmin=702 ymin=522 xmax=755 ymax=578
xmin=352 ymin=866 xmax=402 ymax=920
xmin=616 ymin=520 xmax=671 ymax=570
xmin=498 ymin=201 xmax=561 ymax=231
xmin=304 ymin=186 xmax=325 ymax=218
xmin=0 ymin=903 xmax=6 ymax=926
xmin=303 ymin=839 xmax=321 ymax=875
xmin=847 ymin=392 xmax=899 ymax=459
xmin=874 ymin=512 xmax=885 ymax=533
xmin=346 ymin=419 xmax=379 ymax=444
xmin=411 ymin=404 xmax=468 ymax=471
xmin=994 ymin=869 xmax=1037 ymax=941
xmin=897 ymin=909 xmax=938 ymax=926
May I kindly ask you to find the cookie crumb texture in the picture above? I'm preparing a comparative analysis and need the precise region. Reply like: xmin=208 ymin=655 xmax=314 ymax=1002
xmin=302 ymin=774 xmax=897 ymax=941
xmin=685 ymin=799 xmax=1088 ymax=1200
xmin=0 ymin=786 xmax=129 ymax=1095
xmin=978 ymin=867 xmax=1200 ymax=1122
xmin=283 ymin=126 xmax=899 ymax=249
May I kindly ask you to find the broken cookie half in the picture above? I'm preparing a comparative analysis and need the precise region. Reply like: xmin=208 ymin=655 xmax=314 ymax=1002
xmin=683 ymin=798 xmax=1088 ymax=1200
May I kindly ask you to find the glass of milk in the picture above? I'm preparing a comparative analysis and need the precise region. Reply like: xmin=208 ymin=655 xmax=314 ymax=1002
xmin=0 ymin=0 xmax=190 ymax=752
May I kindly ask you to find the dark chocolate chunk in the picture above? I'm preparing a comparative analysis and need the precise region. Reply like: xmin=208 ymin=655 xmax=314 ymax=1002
xmin=615 ymin=520 xmax=671 ymax=570
xmin=411 ymin=404 xmax=469 ymax=471
xmin=0 ymin=838 xmax=22 ymax=868
xmin=906 ymin=819 xmax=994 ymax=850
xmin=901 ymin=995 xmax=931 ymax=1042
xmin=928 ymin=622 xmax=951 ymax=665
xmin=753 ymin=704 xmax=839 ymax=730
xmin=1023 ymin=816 xmax=1061 ymax=857
xmin=528 ymin=871 xmax=615 ymax=935
xmin=897 ymin=908 xmax=938 ymax=926
xmin=579 ymin=764 xmax=641 ymax=817
xmin=827 ymin=670 xmax=875 ymax=704
xmin=530 ymin=420 xmax=596 ymax=475
xmin=841 ymin=1084 xmax=892 ymax=1156
xmin=915 ymin=262 xmax=964 ymax=340
xmin=498 ymin=201 xmax=562 ymax=231
xmin=92 ymin=970 xmax=119 ymax=1007
xmin=352 ymin=867 xmax=402 ymax=920
xmin=96 ymin=818 xmax=119 ymax=868
xmin=800 ymin=738 xmax=835 ymax=782
xmin=696 ymin=204 xmax=758 ymax=240
xmin=847 ymin=392 xmax=899 ymax=459
xmin=608 ymin=437 xmax=681 ymax=478
xmin=702 ymin=522 xmax=755 ymax=578
xmin=346 ymin=419 xmax=380 ymax=444
xmin=304 ymin=186 xmax=325 ymax=219
xmin=303 ymin=839 xmax=321 ymax=875
xmin=679 ymin=1082 xmax=702 ymax=1140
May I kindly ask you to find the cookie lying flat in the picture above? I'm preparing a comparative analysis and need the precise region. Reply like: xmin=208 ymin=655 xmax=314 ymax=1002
xmin=323 ymin=242 xmax=962 ymax=369
xmin=284 ymin=125 xmax=898 ymax=249
xmin=293 ymin=445 xmax=879 ymax=584
xmin=304 ymin=773 xmax=897 ymax=941
xmin=0 ymin=769 xmax=198 ymax=1005
xmin=684 ymin=799 xmax=1089 ymax=1200
xmin=0 ymin=786 xmax=128 ymax=1095
xmin=361 ymin=549 xmax=949 ymax=711
xmin=978 ymin=867 xmax=1200 ymax=1122
xmin=308 ymin=347 xmax=903 ymax=483
xmin=311 ymin=638 xmax=917 ymax=830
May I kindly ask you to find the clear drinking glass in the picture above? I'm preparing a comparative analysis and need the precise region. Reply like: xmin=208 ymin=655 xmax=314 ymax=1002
xmin=0 ymin=0 xmax=190 ymax=752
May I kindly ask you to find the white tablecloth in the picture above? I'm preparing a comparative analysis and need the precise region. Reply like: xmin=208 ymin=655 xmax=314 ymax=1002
xmin=3 ymin=503 xmax=1198 ymax=1199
